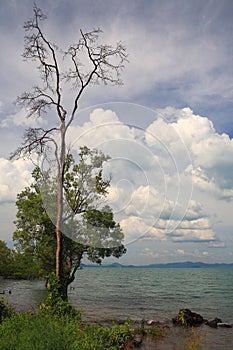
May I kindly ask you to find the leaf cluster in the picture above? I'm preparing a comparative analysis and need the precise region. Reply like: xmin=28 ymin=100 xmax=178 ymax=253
xmin=0 ymin=241 xmax=14 ymax=278
xmin=13 ymin=147 xmax=126 ymax=282
xmin=0 ymin=298 xmax=13 ymax=324
xmin=63 ymin=146 xmax=110 ymax=218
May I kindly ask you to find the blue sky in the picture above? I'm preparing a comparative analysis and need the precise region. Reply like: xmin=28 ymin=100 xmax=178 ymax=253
xmin=0 ymin=0 xmax=232 ymax=264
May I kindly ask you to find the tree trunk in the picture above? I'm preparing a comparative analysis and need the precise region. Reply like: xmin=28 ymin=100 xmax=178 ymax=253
xmin=55 ymin=121 xmax=66 ymax=279
xmin=58 ymin=253 xmax=83 ymax=301
xmin=58 ymin=275 xmax=69 ymax=301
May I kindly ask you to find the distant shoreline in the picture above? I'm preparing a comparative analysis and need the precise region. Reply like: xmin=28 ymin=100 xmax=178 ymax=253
xmin=83 ymin=261 xmax=233 ymax=268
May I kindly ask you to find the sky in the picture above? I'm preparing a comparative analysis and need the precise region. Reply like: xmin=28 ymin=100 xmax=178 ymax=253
xmin=0 ymin=0 xmax=232 ymax=265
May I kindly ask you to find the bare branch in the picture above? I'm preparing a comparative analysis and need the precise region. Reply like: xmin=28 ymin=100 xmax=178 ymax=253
xmin=10 ymin=127 xmax=59 ymax=160
xmin=64 ymin=28 xmax=128 ymax=129
xmin=23 ymin=4 xmax=63 ymax=121
xmin=17 ymin=87 xmax=57 ymax=118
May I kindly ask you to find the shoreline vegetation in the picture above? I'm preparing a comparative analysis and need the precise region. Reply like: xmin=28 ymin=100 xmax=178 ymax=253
xmin=0 ymin=296 xmax=232 ymax=350
xmin=0 ymin=296 xmax=157 ymax=350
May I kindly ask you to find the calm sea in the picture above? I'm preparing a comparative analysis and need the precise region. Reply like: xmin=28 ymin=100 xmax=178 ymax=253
xmin=70 ymin=267 xmax=233 ymax=324
xmin=1 ymin=267 xmax=232 ymax=324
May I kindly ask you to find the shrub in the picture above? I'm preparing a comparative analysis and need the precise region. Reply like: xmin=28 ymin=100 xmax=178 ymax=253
xmin=71 ymin=322 xmax=133 ymax=350
xmin=39 ymin=272 xmax=81 ymax=319
xmin=147 ymin=324 xmax=164 ymax=338
xmin=0 ymin=311 xmax=133 ymax=350
xmin=0 ymin=297 xmax=13 ymax=323
xmin=0 ymin=312 xmax=77 ymax=350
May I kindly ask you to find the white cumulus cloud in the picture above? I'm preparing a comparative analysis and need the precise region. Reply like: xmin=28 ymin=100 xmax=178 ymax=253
xmin=0 ymin=105 xmax=232 ymax=248
xmin=0 ymin=158 xmax=33 ymax=203
xmin=0 ymin=108 xmax=48 ymax=128
xmin=63 ymin=106 xmax=233 ymax=246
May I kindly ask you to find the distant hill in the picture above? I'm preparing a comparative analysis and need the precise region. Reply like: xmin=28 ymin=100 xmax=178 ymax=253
xmin=146 ymin=261 xmax=233 ymax=268
xmin=83 ymin=261 xmax=233 ymax=268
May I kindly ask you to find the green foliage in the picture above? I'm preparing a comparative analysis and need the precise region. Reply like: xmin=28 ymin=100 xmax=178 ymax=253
xmin=13 ymin=167 xmax=56 ymax=279
xmin=178 ymin=309 xmax=188 ymax=326
xmin=0 ymin=312 xmax=132 ymax=350
xmin=0 ymin=240 xmax=14 ymax=277
xmin=62 ymin=322 xmax=133 ymax=350
xmin=80 ymin=206 xmax=126 ymax=260
xmin=39 ymin=273 xmax=80 ymax=319
xmin=139 ymin=318 xmax=146 ymax=335
xmin=63 ymin=147 xmax=110 ymax=214
xmin=0 ymin=298 xmax=14 ymax=324
xmin=147 ymin=324 xmax=164 ymax=338
xmin=12 ymin=250 xmax=44 ymax=280
xmin=13 ymin=147 xmax=126 ymax=299
xmin=0 ymin=313 xmax=77 ymax=350
xmin=108 ymin=322 xmax=133 ymax=349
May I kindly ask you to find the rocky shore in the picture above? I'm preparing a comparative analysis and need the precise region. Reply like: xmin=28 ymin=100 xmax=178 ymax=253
xmin=124 ymin=309 xmax=233 ymax=350
xmin=172 ymin=308 xmax=233 ymax=328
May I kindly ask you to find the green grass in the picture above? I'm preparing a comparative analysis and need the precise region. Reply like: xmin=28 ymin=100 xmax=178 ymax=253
xmin=0 ymin=297 xmax=166 ymax=350
xmin=0 ymin=312 xmax=133 ymax=350
xmin=0 ymin=280 xmax=133 ymax=350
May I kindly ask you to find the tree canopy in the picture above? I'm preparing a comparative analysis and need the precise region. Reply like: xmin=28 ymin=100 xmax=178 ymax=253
xmin=13 ymin=147 xmax=126 ymax=298
xmin=0 ymin=241 xmax=14 ymax=278
xmin=11 ymin=5 xmax=127 ymax=299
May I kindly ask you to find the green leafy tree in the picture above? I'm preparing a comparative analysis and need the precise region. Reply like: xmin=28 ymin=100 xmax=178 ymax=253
xmin=13 ymin=167 xmax=56 ymax=279
xmin=10 ymin=4 xmax=127 ymax=295
xmin=13 ymin=147 xmax=126 ymax=299
xmin=0 ymin=241 xmax=14 ymax=278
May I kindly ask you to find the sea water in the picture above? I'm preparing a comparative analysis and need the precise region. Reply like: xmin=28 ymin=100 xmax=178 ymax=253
xmin=1 ymin=267 xmax=233 ymax=349
xmin=1 ymin=267 xmax=233 ymax=323
xmin=69 ymin=267 xmax=233 ymax=323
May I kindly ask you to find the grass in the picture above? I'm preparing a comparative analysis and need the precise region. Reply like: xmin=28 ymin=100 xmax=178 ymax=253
xmin=0 ymin=275 xmax=168 ymax=349
xmin=0 ymin=310 xmax=133 ymax=350
xmin=0 ymin=273 xmax=132 ymax=349
xmin=4 ymin=297 xmax=212 ymax=350
xmin=0 ymin=286 xmax=168 ymax=350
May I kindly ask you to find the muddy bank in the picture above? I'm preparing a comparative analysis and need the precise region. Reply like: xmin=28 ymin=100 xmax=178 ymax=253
xmin=92 ymin=317 xmax=233 ymax=350
xmin=77 ymin=306 xmax=233 ymax=350
xmin=135 ymin=325 xmax=233 ymax=350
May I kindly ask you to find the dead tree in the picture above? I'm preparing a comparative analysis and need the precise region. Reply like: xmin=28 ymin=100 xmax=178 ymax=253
xmin=11 ymin=5 xmax=127 ymax=289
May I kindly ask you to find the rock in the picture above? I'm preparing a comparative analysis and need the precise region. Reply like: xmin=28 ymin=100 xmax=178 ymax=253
xmin=147 ymin=319 xmax=155 ymax=326
xmin=172 ymin=308 xmax=204 ymax=327
xmin=206 ymin=317 xmax=222 ymax=328
xmin=147 ymin=319 xmax=162 ymax=327
xmin=217 ymin=323 xmax=232 ymax=328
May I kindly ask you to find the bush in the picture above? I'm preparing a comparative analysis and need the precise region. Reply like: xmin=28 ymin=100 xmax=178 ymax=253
xmin=71 ymin=322 xmax=133 ymax=350
xmin=39 ymin=273 xmax=81 ymax=319
xmin=0 ymin=274 xmax=132 ymax=350
xmin=0 ymin=313 xmax=77 ymax=350
xmin=147 ymin=324 xmax=164 ymax=338
xmin=0 ymin=312 xmax=133 ymax=350
xmin=0 ymin=297 xmax=13 ymax=323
